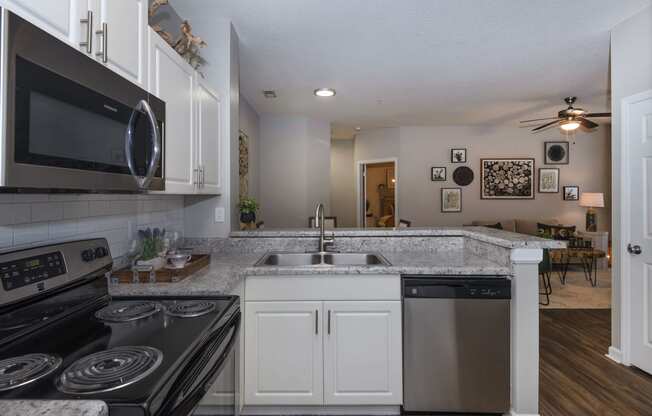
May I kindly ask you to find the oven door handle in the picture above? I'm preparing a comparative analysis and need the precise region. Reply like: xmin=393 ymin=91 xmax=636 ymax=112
xmin=158 ymin=312 xmax=241 ymax=416
xmin=125 ymin=99 xmax=161 ymax=189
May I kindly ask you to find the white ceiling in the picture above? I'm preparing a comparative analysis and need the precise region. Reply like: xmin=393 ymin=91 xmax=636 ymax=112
xmin=177 ymin=0 xmax=651 ymax=130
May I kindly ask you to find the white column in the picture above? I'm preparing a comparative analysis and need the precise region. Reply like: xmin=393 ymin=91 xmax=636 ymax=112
xmin=510 ymin=248 xmax=543 ymax=416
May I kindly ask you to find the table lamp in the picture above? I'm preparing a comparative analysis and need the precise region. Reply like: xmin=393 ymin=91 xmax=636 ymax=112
xmin=579 ymin=192 xmax=604 ymax=232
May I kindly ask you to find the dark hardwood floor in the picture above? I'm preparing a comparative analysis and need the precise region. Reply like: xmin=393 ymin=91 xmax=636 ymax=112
xmin=540 ymin=309 xmax=652 ymax=415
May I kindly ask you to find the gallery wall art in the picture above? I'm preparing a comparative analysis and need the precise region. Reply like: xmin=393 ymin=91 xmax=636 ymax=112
xmin=481 ymin=158 xmax=535 ymax=199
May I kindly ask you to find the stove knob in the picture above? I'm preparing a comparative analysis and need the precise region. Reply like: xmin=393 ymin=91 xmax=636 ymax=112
xmin=81 ymin=249 xmax=96 ymax=262
xmin=95 ymin=247 xmax=108 ymax=258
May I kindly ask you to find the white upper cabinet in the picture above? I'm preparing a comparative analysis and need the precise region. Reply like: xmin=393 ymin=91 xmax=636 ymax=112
xmin=149 ymin=28 xmax=195 ymax=194
xmin=0 ymin=0 xmax=78 ymax=45
xmin=244 ymin=301 xmax=324 ymax=405
xmin=195 ymin=74 xmax=222 ymax=195
xmin=92 ymin=0 xmax=148 ymax=87
xmin=323 ymin=301 xmax=403 ymax=405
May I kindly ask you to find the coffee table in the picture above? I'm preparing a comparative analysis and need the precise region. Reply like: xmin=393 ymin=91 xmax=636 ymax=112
xmin=549 ymin=248 xmax=607 ymax=287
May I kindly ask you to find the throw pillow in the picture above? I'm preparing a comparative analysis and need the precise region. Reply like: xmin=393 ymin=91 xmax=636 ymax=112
xmin=484 ymin=223 xmax=503 ymax=230
xmin=537 ymin=223 xmax=576 ymax=240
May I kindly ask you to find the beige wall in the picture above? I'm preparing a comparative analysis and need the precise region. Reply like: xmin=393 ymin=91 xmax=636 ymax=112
xmin=352 ymin=125 xmax=611 ymax=231
xmin=610 ymin=5 xmax=652 ymax=351
xmin=259 ymin=115 xmax=331 ymax=228
xmin=240 ymin=98 xmax=261 ymax=203
xmin=330 ymin=140 xmax=357 ymax=227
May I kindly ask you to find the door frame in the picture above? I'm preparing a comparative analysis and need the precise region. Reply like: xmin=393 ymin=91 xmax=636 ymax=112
xmin=618 ymin=89 xmax=652 ymax=366
xmin=355 ymin=158 xmax=399 ymax=228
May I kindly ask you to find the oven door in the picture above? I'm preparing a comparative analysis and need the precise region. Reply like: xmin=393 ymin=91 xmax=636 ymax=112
xmin=153 ymin=309 xmax=241 ymax=416
xmin=3 ymin=10 xmax=164 ymax=192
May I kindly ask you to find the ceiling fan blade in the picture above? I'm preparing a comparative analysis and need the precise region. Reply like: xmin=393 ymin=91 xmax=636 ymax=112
xmin=520 ymin=117 xmax=560 ymax=123
xmin=532 ymin=120 xmax=561 ymax=132
xmin=584 ymin=112 xmax=611 ymax=118
xmin=577 ymin=117 xmax=599 ymax=129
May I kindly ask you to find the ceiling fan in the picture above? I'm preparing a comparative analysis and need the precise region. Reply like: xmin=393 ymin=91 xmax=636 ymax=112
xmin=520 ymin=97 xmax=611 ymax=132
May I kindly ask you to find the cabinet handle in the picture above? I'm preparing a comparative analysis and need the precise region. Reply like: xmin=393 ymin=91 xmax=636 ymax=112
xmin=327 ymin=310 xmax=331 ymax=335
xmin=95 ymin=23 xmax=108 ymax=63
xmin=200 ymin=166 xmax=205 ymax=188
xmin=315 ymin=310 xmax=319 ymax=335
xmin=193 ymin=168 xmax=199 ymax=186
xmin=79 ymin=11 xmax=93 ymax=53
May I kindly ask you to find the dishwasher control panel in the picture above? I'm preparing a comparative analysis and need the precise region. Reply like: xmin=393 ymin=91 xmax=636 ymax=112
xmin=402 ymin=276 xmax=511 ymax=299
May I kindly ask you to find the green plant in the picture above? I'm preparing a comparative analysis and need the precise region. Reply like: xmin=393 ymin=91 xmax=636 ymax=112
xmin=137 ymin=227 xmax=166 ymax=261
xmin=239 ymin=197 xmax=259 ymax=214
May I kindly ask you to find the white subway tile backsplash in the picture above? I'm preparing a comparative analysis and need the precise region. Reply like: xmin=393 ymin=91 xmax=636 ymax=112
xmin=63 ymin=201 xmax=90 ymax=219
xmin=0 ymin=195 xmax=185 ymax=257
xmin=31 ymin=202 xmax=64 ymax=222
xmin=13 ymin=222 xmax=49 ymax=246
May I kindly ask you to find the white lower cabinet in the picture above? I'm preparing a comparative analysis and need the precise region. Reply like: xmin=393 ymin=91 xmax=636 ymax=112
xmin=244 ymin=302 xmax=324 ymax=405
xmin=324 ymin=301 xmax=402 ymax=405
xmin=244 ymin=298 xmax=402 ymax=407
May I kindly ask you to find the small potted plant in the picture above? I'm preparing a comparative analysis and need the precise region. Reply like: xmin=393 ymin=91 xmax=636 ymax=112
xmin=134 ymin=227 xmax=168 ymax=270
xmin=239 ymin=197 xmax=259 ymax=229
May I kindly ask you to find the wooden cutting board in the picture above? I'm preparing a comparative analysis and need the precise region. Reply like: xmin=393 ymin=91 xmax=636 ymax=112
xmin=112 ymin=254 xmax=210 ymax=284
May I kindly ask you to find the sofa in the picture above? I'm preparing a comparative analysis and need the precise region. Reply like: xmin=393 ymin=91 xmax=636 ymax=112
xmin=470 ymin=219 xmax=561 ymax=236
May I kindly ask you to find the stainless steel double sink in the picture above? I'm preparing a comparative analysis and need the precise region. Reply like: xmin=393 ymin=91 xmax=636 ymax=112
xmin=255 ymin=252 xmax=390 ymax=267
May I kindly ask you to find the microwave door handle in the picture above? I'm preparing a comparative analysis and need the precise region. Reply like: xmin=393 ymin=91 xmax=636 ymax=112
xmin=125 ymin=100 xmax=161 ymax=189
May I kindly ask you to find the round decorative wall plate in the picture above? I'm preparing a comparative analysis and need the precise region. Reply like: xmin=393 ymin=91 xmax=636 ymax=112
xmin=547 ymin=145 xmax=566 ymax=162
xmin=453 ymin=166 xmax=474 ymax=186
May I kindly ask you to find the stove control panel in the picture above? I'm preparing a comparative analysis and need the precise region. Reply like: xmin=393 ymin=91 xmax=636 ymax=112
xmin=0 ymin=238 xmax=112 ymax=307
xmin=1 ymin=251 xmax=67 ymax=291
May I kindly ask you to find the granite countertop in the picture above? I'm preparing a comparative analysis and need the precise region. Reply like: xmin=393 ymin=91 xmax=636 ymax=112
xmin=109 ymin=249 xmax=510 ymax=297
xmin=230 ymin=226 xmax=565 ymax=249
xmin=0 ymin=400 xmax=108 ymax=416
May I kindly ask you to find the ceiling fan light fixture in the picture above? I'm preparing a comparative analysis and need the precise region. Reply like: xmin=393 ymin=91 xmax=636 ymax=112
xmin=560 ymin=119 xmax=580 ymax=131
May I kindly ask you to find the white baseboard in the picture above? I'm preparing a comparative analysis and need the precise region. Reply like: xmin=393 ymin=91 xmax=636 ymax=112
xmin=509 ymin=410 xmax=540 ymax=416
xmin=241 ymin=405 xmax=401 ymax=415
xmin=606 ymin=346 xmax=623 ymax=364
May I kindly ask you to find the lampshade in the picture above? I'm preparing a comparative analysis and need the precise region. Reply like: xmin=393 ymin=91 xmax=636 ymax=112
xmin=579 ymin=192 xmax=604 ymax=208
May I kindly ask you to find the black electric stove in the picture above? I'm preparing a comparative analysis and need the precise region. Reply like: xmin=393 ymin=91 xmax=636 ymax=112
xmin=0 ymin=239 xmax=240 ymax=416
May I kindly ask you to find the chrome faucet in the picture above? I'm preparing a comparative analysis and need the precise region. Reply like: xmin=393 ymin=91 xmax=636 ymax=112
xmin=314 ymin=203 xmax=335 ymax=253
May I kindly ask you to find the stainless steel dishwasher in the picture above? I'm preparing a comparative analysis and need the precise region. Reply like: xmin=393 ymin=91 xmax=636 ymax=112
xmin=402 ymin=276 xmax=511 ymax=414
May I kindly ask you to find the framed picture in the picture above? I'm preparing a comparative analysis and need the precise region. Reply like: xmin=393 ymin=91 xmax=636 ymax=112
xmin=545 ymin=141 xmax=569 ymax=165
xmin=538 ymin=168 xmax=559 ymax=193
xmin=481 ymin=158 xmax=535 ymax=199
xmin=431 ymin=167 xmax=447 ymax=181
xmin=451 ymin=148 xmax=467 ymax=163
xmin=441 ymin=188 xmax=462 ymax=212
xmin=563 ymin=185 xmax=580 ymax=201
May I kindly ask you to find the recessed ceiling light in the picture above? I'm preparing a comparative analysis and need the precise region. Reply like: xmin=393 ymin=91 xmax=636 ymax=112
xmin=314 ymin=88 xmax=336 ymax=97
xmin=354 ymin=126 xmax=361 ymax=131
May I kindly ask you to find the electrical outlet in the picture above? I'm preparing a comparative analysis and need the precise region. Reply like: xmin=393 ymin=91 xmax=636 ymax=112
xmin=214 ymin=207 xmax=225 ymax=223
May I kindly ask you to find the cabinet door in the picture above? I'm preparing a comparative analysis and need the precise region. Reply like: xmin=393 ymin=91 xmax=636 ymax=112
xmin=95 ymin=0 xmax=147 ymax=87
xmin=149 ymin=29 xmax=195 ymax=194
xmin=195 ymin=75 xmax=222 ymax=195
xmin=323 ymin=301 xmax=402 ymax=405
xmin=1 ymin=0 xmax=77 ymax=45
xmin=244 ymin=301 xmax=323 ymax=405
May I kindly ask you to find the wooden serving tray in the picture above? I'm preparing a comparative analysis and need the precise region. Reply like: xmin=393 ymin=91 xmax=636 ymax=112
xmin=112 ymin=254 xmax=210 ymax=284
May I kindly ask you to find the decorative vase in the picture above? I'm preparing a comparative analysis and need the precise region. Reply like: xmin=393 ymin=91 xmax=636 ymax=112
xmin=137 ymin=256 xmax=166 ymax=271
xmin=240 ymin=211 xmax=255 ymax=224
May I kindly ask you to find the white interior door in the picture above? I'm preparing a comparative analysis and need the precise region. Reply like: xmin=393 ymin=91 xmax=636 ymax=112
xmin=323 ymin=301 xmax=402 ymax=405
xmin=244 ymin=301 xmax=323 ymax=405
xmin=628 ymin=92 xmax=652 ymax=374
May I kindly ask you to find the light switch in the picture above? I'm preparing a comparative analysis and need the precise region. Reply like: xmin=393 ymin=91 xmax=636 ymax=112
xmin=214 ymin=207 xmax=225 ymax=223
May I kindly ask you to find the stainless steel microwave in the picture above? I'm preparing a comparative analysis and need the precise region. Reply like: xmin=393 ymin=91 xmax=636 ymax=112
xmin=1 ymin=10 xmax=165 ymax=192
